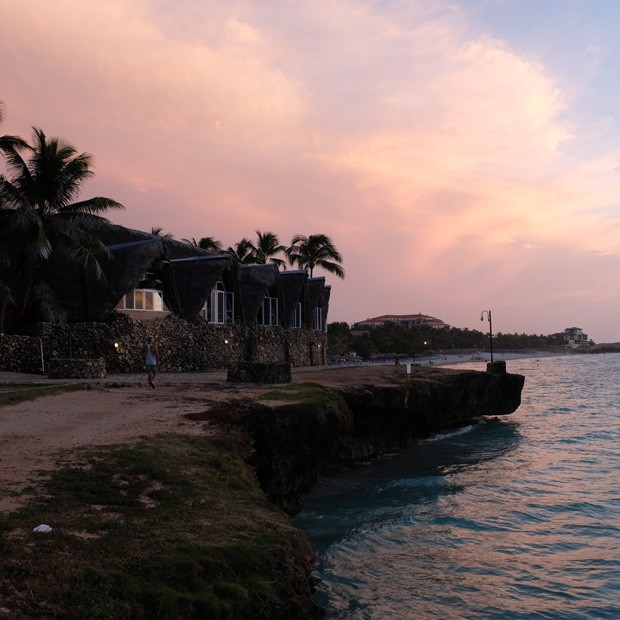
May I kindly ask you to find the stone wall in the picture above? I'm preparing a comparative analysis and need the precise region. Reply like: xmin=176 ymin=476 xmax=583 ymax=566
xmin=0 ymin=334 xmax=45 ymax=373
xmin=47 ymin=358 xmax=107 ymax=379
xmin=0 ymin=313 xmax=327 ymax=374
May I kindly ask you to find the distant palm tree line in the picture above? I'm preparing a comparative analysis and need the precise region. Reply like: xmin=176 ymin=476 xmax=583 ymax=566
xmin=0 ymin=102 xmax=344 ymax=331
xmin=180 ymin=230 xmax=345 ymax=278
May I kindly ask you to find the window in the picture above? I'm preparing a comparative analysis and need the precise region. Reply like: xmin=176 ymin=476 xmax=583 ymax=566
xmin=202 ymin=281 xmax=235 ymax=324
xmin=260 ymin=296 xmax=279 ymax=326
xmin=292 ymin=302 xmax=303 ymax=329
xmin=313 ymin=307 xmax=324 ymax=331
xmin=119 ymin=289 xmax=164 ymax=311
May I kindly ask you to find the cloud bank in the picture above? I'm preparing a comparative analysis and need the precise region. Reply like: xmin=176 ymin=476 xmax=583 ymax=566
xmin=2 ymin=0 xmax=620 ymax=340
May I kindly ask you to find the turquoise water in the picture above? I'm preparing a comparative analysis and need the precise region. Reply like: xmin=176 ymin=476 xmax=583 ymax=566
xmin=295 ymin=354 xmax=620 ymax=619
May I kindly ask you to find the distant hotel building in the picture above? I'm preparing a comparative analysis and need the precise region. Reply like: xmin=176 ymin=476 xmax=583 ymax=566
xmin=559 ymin=327 xmax=589 ymax=349
xmin=354 ymin=313 xmax=450 ymax=330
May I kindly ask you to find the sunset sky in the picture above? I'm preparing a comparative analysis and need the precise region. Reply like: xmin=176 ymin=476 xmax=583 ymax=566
xmin=2 ymin=0 xmax=620 ymax=341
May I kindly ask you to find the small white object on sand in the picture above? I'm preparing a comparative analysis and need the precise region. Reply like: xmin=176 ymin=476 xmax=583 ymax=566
xmin=32 ymin=524 xmax=52 ymax=533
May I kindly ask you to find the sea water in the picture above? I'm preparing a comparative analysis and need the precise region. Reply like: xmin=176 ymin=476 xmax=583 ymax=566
xmin=294 ymin=354 xmax=620 ymax=619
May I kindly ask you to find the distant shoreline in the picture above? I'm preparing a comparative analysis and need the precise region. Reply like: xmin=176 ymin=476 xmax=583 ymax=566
xmin=334 ymin=349 xmax=576 ymax=369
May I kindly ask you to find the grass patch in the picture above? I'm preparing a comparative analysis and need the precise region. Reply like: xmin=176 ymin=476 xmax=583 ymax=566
xmin=262 ymin=382 xmax=343 ymax=414
xmin=255 ymin=383 xmax=353 ymax=448
xmin=0 ymin=433 xmax=314 ymax=619
xmin=0 ymin=383 xmax=87 ymax=407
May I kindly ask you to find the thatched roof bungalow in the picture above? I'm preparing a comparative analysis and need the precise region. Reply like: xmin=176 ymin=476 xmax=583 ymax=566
xmin=2 ymin=224 xmax=333 ymax=333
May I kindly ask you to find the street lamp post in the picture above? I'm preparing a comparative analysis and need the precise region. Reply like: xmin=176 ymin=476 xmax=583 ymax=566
xmin=480 ymin=310 xmax=493 ymax=362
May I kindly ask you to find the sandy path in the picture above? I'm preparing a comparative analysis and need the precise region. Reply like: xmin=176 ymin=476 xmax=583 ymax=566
xmin=0 ymin=384 xmax=231 ymax=511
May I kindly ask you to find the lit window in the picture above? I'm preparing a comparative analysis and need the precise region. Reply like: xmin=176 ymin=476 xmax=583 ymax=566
xmin=202 ymin=281 xmax=235 ymax=324
xmin=118 ymin=289 xmax=164 ymax=311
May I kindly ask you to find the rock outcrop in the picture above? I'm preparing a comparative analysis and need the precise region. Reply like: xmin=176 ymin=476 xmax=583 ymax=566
xmin=234 ymin=366 xmax=525 ymax=514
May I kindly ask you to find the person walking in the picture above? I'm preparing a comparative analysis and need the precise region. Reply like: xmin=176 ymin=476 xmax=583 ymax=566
xmin=143 ymin=336 xmax=159 ymax=389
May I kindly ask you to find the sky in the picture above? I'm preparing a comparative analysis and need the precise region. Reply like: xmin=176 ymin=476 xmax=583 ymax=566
xmin=2 ymin=0 xmax=620 ymax=342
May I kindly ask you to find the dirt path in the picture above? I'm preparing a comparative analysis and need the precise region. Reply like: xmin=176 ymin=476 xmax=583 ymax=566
xmin=0 ymin=383 xmax=241 ymax=511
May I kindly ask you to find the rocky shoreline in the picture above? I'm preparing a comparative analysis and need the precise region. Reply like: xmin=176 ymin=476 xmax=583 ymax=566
xmin=237 ymin=364 xmax=524 ymax=515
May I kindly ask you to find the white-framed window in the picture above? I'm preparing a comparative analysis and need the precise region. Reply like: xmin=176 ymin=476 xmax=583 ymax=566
xmin=202 ymin=281 xmax=235 ymax=324
xmin=313 ymin=307 xmax=324 ymax=331
xmin=260 ymin=296 xmax=279 ymax=326
xmin=292 ymin=302 xmax=303 ymax=329
xmin=119 ymin=288 xmax=164 ymax=311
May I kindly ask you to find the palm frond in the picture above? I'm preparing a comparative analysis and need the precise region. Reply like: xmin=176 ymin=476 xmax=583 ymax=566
xmin=0 ymin=144 xmax=32 ymax=183
xmin=286 ymin=233 xmax=344 ymax=278
xmin=61 ymin=197 xmax=124 ymax=216
xmin=151 ymin=226 xmax=174 ymax=238
xmin=29 ymin=281 xmax=66 ymax=323
xmin=228 ymin=238 xmax=255 ymax=263
xmin=198 ymin=236 xmax=223 ymax=252
xmin=0 ymin=280 xmax=14 ymax=304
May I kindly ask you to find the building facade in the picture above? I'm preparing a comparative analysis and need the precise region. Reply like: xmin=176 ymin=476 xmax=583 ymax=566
xmin=560 ymin=327 xmax=589 ymax=349
xmin=354 ymin=313 xmax=449 ymax=330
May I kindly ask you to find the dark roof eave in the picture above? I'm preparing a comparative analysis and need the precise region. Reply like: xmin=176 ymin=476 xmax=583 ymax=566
xmin=167 ymin=253 xmax=233 ymax=264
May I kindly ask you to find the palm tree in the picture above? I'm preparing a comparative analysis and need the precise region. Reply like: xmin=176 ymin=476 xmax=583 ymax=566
xmin=182 ymin=236 xmax=224 ymax=252
xmin=0 ymin=102 xmax=30 ymax=331
xmin=0 ymin=101 xmax=29 ymax=157
xmin=227 ymin=238 xmax=255 ymax=264
xmin=250 ymin=230 xmax=286 ymax=268
xmin=151 ymin=226 xmax=173 ymax=238
xmin=0 ymin=127 xmax=124 ymax=327
xmin=286 ymin=234 xmax=345 ymax=278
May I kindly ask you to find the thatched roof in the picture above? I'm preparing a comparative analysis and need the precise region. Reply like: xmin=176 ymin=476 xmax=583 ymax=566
xmin=322 ymin=285 xmax=332 ymax=324
xmin=83 ymin=227 xmax=168 ymax=321
xmin=308 ymin=276 xmax=326 ymax=310
xmin=307 ymin=277 xmax=326 ymax=329
xmin=167 ymin=254 xmax=234 ymax=320
xmin=39 ymin=232 xmax=167 ymax=322
xmin=279 ymin=270 xmax=307 ymax=327
xmin=238 ymin=264 xmax=280 ymax=324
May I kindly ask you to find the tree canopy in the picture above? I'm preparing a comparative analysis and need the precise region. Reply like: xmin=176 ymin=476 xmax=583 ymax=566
xmin=0 ymin=125 xmax=123 ymax=329
xmin=286 ymin=234 xmax=344 ymax=278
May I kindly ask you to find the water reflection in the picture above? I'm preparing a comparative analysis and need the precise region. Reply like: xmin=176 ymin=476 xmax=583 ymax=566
xmin=297 ymin=417 xmax=522 ymax=555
